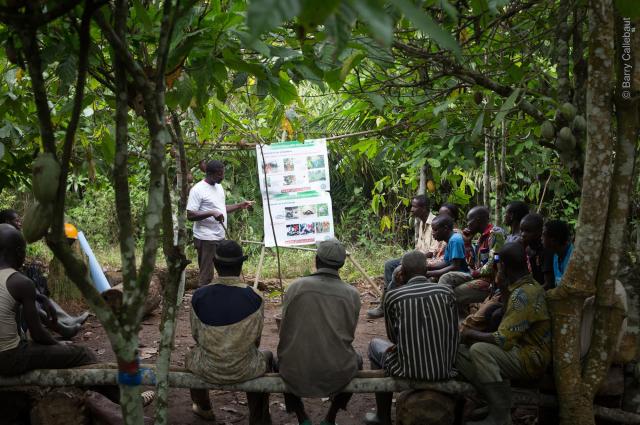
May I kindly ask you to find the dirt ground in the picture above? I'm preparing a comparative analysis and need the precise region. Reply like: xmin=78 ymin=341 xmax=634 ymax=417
xmin=68 ymin=283 xmax=386 ymax=425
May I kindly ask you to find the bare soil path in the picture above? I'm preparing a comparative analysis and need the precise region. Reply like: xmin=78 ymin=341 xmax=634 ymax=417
xmin=70 ymin=284 xmax=386 ymax=425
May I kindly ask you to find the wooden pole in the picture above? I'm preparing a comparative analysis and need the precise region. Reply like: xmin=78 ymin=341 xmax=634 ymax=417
xmin=346 ymin=252 xmax=383 ymax=297
xmin=253 ymin=245 xmax=266 ymax=289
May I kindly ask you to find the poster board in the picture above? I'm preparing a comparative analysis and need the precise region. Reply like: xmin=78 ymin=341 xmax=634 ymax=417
xmin=257 ymin=140 xmax=334 ymax=247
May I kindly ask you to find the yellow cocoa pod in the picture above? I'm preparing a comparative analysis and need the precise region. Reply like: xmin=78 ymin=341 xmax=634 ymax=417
xmin=32 ymin=153 xmax=60 ymax=204
xmin=22 ymin=202 xmax=53 ymax=243
xmin=427 ymin=180 xmax=436 ymax=193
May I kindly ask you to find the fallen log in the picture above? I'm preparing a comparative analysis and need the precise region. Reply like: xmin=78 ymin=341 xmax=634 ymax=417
xmin=1 ymin=366 xmax=638 ymax=424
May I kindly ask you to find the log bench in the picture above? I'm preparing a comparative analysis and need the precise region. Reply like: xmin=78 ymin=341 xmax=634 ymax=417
xmin=0 ymin=364 xmax=638 ymax=424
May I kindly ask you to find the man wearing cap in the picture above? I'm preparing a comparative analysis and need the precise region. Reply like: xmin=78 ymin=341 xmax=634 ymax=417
xmin=277 ymin=238 xmax=361 ymax=425
xmin=186 ymin=240 xmax=272 ymax=424
xmin=187 ymin=160 xmax=254 ymax=287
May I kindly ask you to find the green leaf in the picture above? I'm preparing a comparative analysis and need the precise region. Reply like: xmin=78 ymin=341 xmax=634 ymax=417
xmin=247 ymin=0 xmax=301 ymax=38
xmin=0 ymin=142 xmax=4 ymax=160
xmin=133 ymin=0 xmax=154 ymax=32
xmin=394 ymin=0 xmax=460 ymax=57
xmin=368 ymin=93 xmax=386 ymax=111
xmin=493 ymin=88 xmax=520 ymax=127
xmin=471 ymin=110 xmax=485 ymax=141
xmin=339 ymin=52 xmax=365 ymax=81
xmin=380 ymin=215 xmax=392 ymax=231
xmin=351 ymin=0 xmax=393 ymax=47
xmin=427 ymin=158 xmax=441 ymax=168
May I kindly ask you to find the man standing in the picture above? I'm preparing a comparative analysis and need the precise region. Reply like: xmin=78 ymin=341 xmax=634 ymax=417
xmin=456 ymin=242 xmax=551 ymax=425
xmin=186 ymin=240 xmax=272 ymax=424
xmin=0 ymin=224 xmax=96 ymax=375
xmin=440 ymin=206 xmax=505 ymax=306
xmin=368 ymin=194 xmax=438 ymax=319
xmin=186 ymin=160 xmax=254 ymax=286
xmin=277 ymin=238 xmax=361 ymax=425
xmin=365 ymin=250 xmax=459 ymax=425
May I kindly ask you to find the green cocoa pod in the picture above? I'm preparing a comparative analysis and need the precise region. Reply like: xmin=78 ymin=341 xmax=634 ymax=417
xmin=572 ymin=115 xmax=587 ymax=133
xmin=560 ymin=102 xmax=577 ymax=122
xmin=22 ymin=202 xmax=53 ymax=243
xmin=558 ymin=126 xmax=573 ymax=142
xmin=32 ymin=153 xmax=60 ymax=204
xmin=541 ymin=121 xmax=555 ymax=140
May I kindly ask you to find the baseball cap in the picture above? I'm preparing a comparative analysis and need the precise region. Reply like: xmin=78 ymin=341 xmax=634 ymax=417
xmin=316 ymin=238 xmax=346 ymax=267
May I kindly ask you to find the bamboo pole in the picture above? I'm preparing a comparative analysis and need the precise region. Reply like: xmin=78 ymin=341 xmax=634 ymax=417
xmin=253 ymin=245 xmax=266 ymax=289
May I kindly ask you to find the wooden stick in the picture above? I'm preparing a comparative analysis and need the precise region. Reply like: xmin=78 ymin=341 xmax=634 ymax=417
xmin=253 ymin=245 xmax=266 ymax=289
xmin=346 ymin=252 xmax=382 ymax=297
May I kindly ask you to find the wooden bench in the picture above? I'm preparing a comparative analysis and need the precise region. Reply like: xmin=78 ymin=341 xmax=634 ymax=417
xmin=0 ymin=364 xmax=638 ymax=424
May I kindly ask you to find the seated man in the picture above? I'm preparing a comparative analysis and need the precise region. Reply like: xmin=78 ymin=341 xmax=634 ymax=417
xmin=0 ymin=224 xmax=96 ymax=375
xmin=0 ymin=211 xmax=89 ymax=338
xmin=426 ymin=214 xmax=468 ymax=280
xmin=440 ymin=206 xmax=505 ymax=306
xmin=186 ymin=240 xmax=271 ymax=424
xmin=504 ymin=201 xmax=529 ymax=243
xmin=368 ymin=194 xmax=439 ymax=319
xmin=542 ymin=219 xmax=573 ymax=287
xmin=520 ymin=213 xmax=555 ymax=289
xmin=456 ymin=242 xmax=551 ymax=425
xmin=366 ymin=250 xmax=459 ymax=425
xmin=277 ymin=238 xmax=361 ymax=425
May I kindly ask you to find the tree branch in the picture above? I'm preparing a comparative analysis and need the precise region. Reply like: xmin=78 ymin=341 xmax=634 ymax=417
xmin=392 ymin=41 xmax=547 ymax=123
xmin=19 ymin=28 xmax=56 ymax=155
xmin=113 ymin=0 xmax=138 ymax=294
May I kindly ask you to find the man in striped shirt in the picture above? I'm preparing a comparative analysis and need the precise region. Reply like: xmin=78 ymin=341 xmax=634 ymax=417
xmin=364 ymin=250 xmax=459 ymax=425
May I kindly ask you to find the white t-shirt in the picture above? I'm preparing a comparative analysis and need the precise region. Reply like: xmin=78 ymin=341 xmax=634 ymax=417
xmin=186 ymin=179 xmax=227 ymax=241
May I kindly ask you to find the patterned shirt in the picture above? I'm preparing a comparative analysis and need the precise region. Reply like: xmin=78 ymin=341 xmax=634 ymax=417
xmin=383 ymin=276 xmax=459 ymax=380
xmin=465 ymin=224 xmax=506 ymax=279
xmin=492 ymin=274 xmax=551 ymax=378
xmin=186 ymin=277 xmax=268 ymax=384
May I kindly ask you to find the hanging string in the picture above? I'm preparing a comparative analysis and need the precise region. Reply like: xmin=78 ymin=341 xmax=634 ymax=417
xmin=258 ymin=142 xmax=284 ymax=300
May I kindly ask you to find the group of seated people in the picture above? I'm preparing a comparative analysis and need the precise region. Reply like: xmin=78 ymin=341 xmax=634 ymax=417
xmin=0 ymin=197 xmax=578 ymax=425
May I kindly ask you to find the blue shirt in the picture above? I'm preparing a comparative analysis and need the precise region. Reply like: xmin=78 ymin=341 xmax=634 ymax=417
xmin=553 ymin=243 xmax=574 ymax=286
xmin=444 ymin=232 xmax=469 ymax=272
xmin=192 ymin=279 xmax=262 ymax=326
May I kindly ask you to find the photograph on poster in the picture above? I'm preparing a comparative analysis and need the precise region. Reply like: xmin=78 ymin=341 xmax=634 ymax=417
xmin=308 ymin=169 xmax=326 ymax=183
xmin=286 ymin=223 xmax=315 ymax=236
xmin=314 ymin=221 xmax=331 ymax=233
xmin=283 ymin=158 xmax=295 ymax=171
xmin=264 ymin=161 xmax=279 ymax=174
xmin=285 ymin=206 xmax=299 ymax=220
xmin=306 ymin=155 xmax=325 ymax=169
xmin=283 ymin=175 xmax=297 ymax=185
xmin=317 ymin=203 xmax=329 ymax=217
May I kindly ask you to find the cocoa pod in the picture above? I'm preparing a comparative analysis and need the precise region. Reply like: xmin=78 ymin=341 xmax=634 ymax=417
xmin=32 ymin=153 xmax=60 ymax=204
xmin=541 ymin=121 xmax=555 ymax=140
xmin=560 ymin=102 xmax=577 ymax=122
xmin=572 ymin=115 xmax=587 ymax=133
xmin=22 ymin=202 xmax=53 ymax=243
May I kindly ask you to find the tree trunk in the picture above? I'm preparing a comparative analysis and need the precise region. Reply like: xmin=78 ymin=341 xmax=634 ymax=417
xmin=483 ymin=135 xmax=490 ymax=207
xmin=546 ymin=1 xmax=616 ymax=423
xmin=154 ymin=114 xmax=190 ymax=425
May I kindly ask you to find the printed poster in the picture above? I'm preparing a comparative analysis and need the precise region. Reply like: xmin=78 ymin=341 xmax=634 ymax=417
xmin=262 ymin=191 xmax=335 ymax=247
xmin=256 ymin=140 xmax=334 ymax=247
xmin=256 ymin=139 xmax=330 ymax=195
